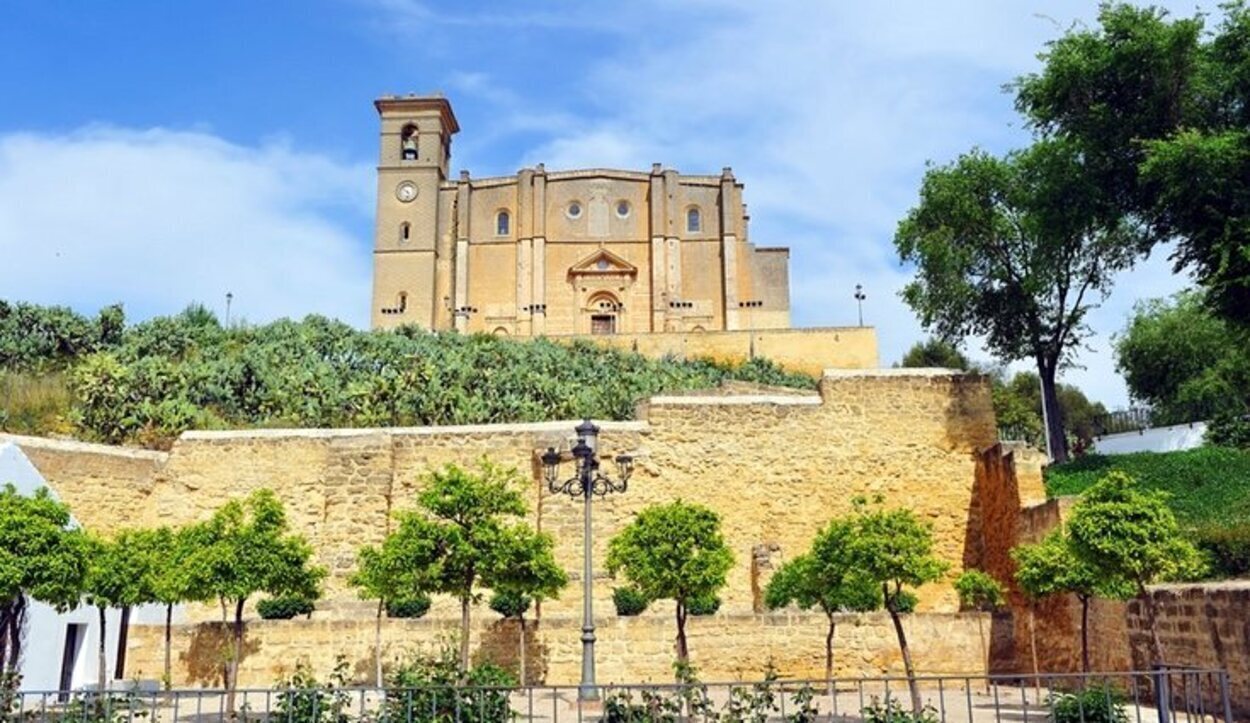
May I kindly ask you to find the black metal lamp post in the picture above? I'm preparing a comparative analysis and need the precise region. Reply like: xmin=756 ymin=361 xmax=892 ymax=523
xmin=854 ymin=284 xmax=866 ymax=327
xmin=541 ymin=419 xmax=633 ymax=702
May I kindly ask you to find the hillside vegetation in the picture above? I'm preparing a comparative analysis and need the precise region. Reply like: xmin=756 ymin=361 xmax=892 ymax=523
xmin=0 ymin=301 xmax=815 ymax=449
xmin=1046 ymin=447 xmax=1250 ymax=579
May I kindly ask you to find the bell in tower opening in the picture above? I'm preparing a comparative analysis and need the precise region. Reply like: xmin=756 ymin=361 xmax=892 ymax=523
xmin=401 ymin=125 xmax=418 ymax=160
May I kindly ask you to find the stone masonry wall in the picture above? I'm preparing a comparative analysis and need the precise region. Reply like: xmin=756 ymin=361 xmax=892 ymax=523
xmin=557 ymin=326 xmax=879 ymax=376
xmin=11 ymin=368 xmax=999 ymax=683
xmin=122 ymin=610 xmax=991 ymax=688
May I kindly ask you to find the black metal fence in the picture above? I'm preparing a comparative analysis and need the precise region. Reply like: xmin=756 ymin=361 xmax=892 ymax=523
xmin=3 ymin=667 xmax=1237 ymax=723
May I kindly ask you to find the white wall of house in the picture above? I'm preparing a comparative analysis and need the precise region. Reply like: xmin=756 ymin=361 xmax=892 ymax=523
xmin=1 ymin=442 xmax=172 ymax=692
xmin=1092 ymin=422 xmax=1209 ymax=455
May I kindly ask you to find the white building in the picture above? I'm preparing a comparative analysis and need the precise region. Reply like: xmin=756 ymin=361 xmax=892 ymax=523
xmin=0 ymin=441 xmax=146 ymax=692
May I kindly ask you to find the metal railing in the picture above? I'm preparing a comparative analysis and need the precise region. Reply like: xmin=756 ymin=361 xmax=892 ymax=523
xmin=1 ymin=668 xmax=1236 ymax=723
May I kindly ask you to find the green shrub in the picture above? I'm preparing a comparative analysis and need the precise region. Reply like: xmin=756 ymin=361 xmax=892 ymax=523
xmin=385 ymin=594 xmax=431 ymax=619
xmin=613 ymin=586 xmax=649 ymax=616
xmin=10 ymin=302 xmax=814 ymax=448
xmin=257 ymin=594 xmax=315 ymax=620
xmin=1045 ymin=448 xmax=1250 ymax=528
xmin=686 ymin=593 xmax=721 ymax=616
xmin=488 ymin=590 xmax=531 ymax=619
xmin=1206 ymin=412 xmax=1250 ymax=449
xmin=861 ymin=697 xmax=939 ymax=723
xmin=378 ymin=645 xmax=514 ymax=723
xmin=1046 ymin=684 xmax=1128 ymax=723
xmin=274 ymin=657 xmax=353 ymax=723
xmin=1193 ymin=523 xmax=1250 ymax=579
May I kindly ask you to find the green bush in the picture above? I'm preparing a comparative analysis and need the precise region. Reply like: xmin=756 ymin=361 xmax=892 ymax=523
xmin=274 ymin=657 xmax=353 ymax=723
xmin=1193 ymin=523 xmax=1250 ymax=579
xmin=861 ymin=697 xmax=939 ymax=723
xmin=613 ymin=586 xmax=649 ymax=616
xmin=385 ymin=594 xmax=432 ymax=619
xmin=0 ymin=300 xmax=816 ymax=447
xmin=1046 ymin=685 xmax=1128 ymax=723
xmin=257 ymin=594 xmax=315 ymax=620
xmin=1045 ymin=448 xmax=1250 ymax=528
xmin=378 ymin=646 xmax=514 ymax=723
xmin=488 ymin=590 xmax=531 ymax=619
xmin=1206 ymin=412 xmax=1250 ymax=449
xmin=686 ymin=593 xmax=721 ymax=616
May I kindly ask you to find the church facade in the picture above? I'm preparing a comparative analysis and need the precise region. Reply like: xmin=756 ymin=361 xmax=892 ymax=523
xmin=370 ymin=95 xmax=791 ymax=335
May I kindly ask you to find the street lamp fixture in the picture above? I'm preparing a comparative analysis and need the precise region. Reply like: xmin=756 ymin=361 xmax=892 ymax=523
xmin=854 ymin=284 xmax=866 ymax=327
xmin=541 ymin=419 xmax=633 ymax=702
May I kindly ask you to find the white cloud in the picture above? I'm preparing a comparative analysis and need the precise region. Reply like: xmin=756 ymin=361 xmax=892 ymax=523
xmin=446 ymin=0 xmax=1202 ymax=407
xmin=0 ymin=126 xmax=373 ymax=326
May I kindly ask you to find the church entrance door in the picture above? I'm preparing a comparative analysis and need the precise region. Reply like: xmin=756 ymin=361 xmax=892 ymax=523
xmin=590 ymin=314 xmax=616 ymax=335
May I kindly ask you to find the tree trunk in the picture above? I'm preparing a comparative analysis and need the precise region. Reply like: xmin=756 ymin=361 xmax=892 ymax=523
xmin=0 ymin=600 xmax=12 ymax=675
xmin=1028 ymin=604 xmax=1040 ymax=700
xmin=824 ymin=613 xmax=835 ymax=682
xmin=6 ymin=596 xmax=23 ymax=675
xmin=374 ymin=599 xmax=384 ymax=687
xmin=675 ymin=601 xmax=689 ymax=664
xmin=518 ymin=614 xmax=527 ymax=686
xmin=227 ymin=598 xmax=245 ymax=715
xmin=886 ymin=591 xmax=922 ymax=715
xmin=1140 ymin=584 xmax=1165 ymax=665
xmin=1038 ymin=358 xmax=1070 ymax=463
xmin=977 ymin=614 xmax=989 ymax=693
xmin=824 ymin=611 xmax=837 ymax=703
xmin=5 ymin=596 xmax=23 ymax=675
xmin=163 ymin=604 xmax=173 ymax=690
xmin=459 ymin=596 xmax=472 ymax=675
xmin=1080 ymin=595 xmax=1091 ymax=673
xmin=115 ymin=606 xmax=130 ymax=680
xmin=97 ymin=605 xmax=108 ymax=694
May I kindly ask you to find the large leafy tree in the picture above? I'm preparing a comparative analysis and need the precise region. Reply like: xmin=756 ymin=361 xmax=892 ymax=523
xmin=381 ymin=461 xmax=562 ymax=674
xmin=83 ymin=530 xmax=161 ymax=692
xmin=1066 ymin=472 xmax=1204 ymax=665
xmin=182 ymin=489 xmax=325 ymax=711
xmin=1015 ymin=3 xmax=1250 ymax=327
xmin=606 ymin=500 xmax=734 ymax=665
xmin=143 ymin=526 xmax=194 ymax=690
xmin=896 ymin=338 xmax=976 ymax=371
xmin=0 ymin=485 xmax=88 ymax=674
xmin=1115 ymin=291 xmax=1249 ymax=420
xmin=1012 ymin=529 xmax=1133 ymax=674
xmin=844 ymin=502 xmax=949 ymax=714
xmin=763 ymin=518 xmax=879 ymax=681
xmin=895 ymin=138 xmax=1144 ymax=462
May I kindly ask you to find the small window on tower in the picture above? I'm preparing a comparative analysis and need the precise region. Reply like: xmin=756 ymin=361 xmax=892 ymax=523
xmin=687 ymin=207 xmax=701 ymax=233
xmin=496 ymin=210 xmax=510 ymax=236
xmin=399 ymin=222 xmax=410 ymax=243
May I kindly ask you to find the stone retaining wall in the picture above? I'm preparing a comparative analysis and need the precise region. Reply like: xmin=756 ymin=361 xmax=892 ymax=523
xmin=122 ymin=610 xmax=991 ymax=688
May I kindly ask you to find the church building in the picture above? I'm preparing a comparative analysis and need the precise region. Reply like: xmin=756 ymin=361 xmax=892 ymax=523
xmin=370 ymin=95 xmax=792 ymax=336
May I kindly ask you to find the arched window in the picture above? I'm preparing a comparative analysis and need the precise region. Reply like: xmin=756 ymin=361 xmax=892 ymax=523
xmin=687 ymin=207 xmax=701 ymax=233
xmin=399 ymin=222 xmax=410 ymax=243
xmin=496 ymin=210 xmax=510 ymax=236
xmin=401 ymin=125 xmax=418 ymax=160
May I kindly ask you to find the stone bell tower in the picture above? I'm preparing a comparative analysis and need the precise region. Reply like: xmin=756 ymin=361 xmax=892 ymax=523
xmin=370 ymin=94 xmax=459 ymax=329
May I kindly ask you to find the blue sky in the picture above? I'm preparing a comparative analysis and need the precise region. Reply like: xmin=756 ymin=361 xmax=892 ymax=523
xmin=0 ymin=1 xmax=1209 ymax=406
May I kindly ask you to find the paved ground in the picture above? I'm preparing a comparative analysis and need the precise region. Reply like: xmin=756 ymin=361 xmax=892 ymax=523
xmin=12 ymin=681 xmax=1227 ymax=723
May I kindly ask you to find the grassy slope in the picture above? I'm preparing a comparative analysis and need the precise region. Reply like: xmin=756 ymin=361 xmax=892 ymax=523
xmin=1045 ymin=446 xmax=1250 ymax=528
